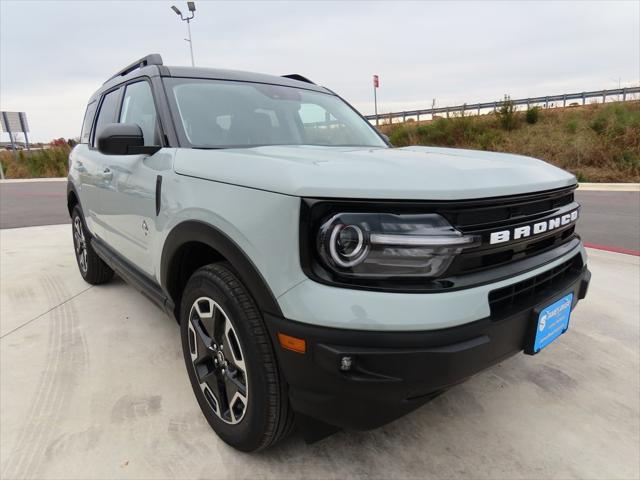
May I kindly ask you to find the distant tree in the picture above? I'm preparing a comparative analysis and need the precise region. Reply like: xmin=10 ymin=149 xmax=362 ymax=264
xmin=497 ymin=95 xmax=518 ymax=131
xmin=525 ymin=107 xmax=540 ymax=124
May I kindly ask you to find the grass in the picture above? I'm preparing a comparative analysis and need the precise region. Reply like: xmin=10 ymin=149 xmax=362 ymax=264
xmin=0 ymin=145 xmax=71 ymax=179
xmin=381 ymin=101 xmax=640 ymax=182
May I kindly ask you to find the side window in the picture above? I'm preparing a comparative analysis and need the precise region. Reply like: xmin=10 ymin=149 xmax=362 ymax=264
xmin=119 ymin=81 xmax=159 ymax=146
xmin=80 ymin=102 xmax=97 ymax=144
xmin=92 ymin=89 xmax=121 ymax=147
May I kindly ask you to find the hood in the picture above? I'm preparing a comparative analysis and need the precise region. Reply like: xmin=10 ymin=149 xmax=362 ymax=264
xmin=173 ymin=145 xmax=576 ymax=200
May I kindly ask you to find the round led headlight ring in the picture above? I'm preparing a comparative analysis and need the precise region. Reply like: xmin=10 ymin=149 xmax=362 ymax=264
xmin=329 ymin=224 xmax=368 ymax=268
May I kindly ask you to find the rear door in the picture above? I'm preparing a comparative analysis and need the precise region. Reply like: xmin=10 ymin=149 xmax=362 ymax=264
xmin=99 ymin=79 xmax=171 ymax=276
xmin=71 ymin=101 xmax=98 ymax=230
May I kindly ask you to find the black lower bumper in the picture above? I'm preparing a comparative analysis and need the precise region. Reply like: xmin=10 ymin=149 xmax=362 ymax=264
xmin=265 ymin=262 xmax=591 ymax=431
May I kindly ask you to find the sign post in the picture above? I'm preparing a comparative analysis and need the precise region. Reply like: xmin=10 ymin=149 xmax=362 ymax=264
xmin=19 ymin=112 xmax=31 ymax=152
xmin=1 ymin=111 xmax=30 ymax=157
xmin=373 ymin=75 xmax=379 ymax=126
xmin=1 ymin=112 xmax=18 ymax=165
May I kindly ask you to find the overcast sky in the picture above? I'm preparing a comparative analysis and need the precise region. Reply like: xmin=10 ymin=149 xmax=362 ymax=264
xmin=1 ymin=0 xmax=638 ymax=142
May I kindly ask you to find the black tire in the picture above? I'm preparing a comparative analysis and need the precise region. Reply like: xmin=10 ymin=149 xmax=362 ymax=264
xmin=180 ymin=263 xmax=293 ymax=452
xmin=71 ymin=205 xmax=114 ymax=285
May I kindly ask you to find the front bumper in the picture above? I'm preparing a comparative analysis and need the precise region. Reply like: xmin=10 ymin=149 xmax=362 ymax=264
xmin=265 ymin=260 xmax=591 ymax=431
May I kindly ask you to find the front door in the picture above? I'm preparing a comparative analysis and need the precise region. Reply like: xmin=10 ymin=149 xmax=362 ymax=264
xmin=99 ymin=80 xmax=170 ymax=277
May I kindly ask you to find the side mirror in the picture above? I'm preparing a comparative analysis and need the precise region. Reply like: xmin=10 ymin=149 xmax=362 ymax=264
xmin=380 ymin=133 xmax=391 ymax=144
xmin=97 ymin=123 xmax=160 ymax=155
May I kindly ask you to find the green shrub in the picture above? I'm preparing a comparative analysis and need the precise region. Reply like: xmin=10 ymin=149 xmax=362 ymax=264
xmin=590 ymin=116 xmax=607 ymax=135
xmin=566 ymin=119 xmax=579 ymax=134
xmin=419 ymin=120 xmax=451 ymax=145
xmin=412 ymin=117 xmax=488 ymax=147
xmin=575 ymin=171 xmax=588 ymax=182
xmin=589 ymin=103 xmax=640 ymax=138
xmin=477 ymin=130 xmax=503 ymax=150
xmin=525 ymin=107 xmax=540 ymax=124
xmin=497 ymin=95 xmax=518 ymax=131
xmin=617 ymin=149 xmax=640 ymax=168
xmin=0 ymin=146 xmax=70 ymax=178
xmin=610 ymin=103 xmax=640 ymax=128
xmin=388 ymin=125 xmax=410 ymax=146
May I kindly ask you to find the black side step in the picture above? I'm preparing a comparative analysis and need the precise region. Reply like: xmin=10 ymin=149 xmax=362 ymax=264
xmin=91 ymin=236 xmax=175 ymax=317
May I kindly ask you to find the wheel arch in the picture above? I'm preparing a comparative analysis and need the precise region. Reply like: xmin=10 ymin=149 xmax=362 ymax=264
xmin=67 ymin=181 xmax=81 ymax=216
xmin=161 ymin=220 xmax=283 ymax=321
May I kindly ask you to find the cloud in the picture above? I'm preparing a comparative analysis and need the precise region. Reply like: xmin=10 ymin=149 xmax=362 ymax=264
xmin=1 ymin=0 xmax=638 ymax=142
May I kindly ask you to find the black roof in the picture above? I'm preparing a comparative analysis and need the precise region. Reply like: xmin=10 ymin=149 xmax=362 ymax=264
xmin=90 ymin=53 xmax=330 ymax=102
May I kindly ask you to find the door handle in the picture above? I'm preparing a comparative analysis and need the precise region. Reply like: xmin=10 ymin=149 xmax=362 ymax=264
xmin=102 ymin=168 xmax=113 ymax=181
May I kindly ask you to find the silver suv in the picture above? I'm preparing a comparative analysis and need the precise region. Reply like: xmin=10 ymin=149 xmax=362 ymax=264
xmin=68 ymin=54 xmax=591 ymax=451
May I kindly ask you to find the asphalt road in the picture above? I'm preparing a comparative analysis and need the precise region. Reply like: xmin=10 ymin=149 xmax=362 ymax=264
xmin=0 ymin=181 xmax=69 ymax=229
xmin=0 ymin=180 xmax=638 ymax=252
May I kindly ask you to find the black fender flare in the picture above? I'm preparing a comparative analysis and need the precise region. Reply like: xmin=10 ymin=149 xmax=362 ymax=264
xmin=66 ymin=180 xmax=81 ymax=216
xmin=160 ymin=220 xmax=283 ymax=318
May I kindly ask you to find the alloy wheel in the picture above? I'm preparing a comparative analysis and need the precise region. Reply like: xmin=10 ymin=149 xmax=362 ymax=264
xmin=73 ymin=216 xmax=88 ymax=273
xmin=187 ymin=297 xmax=249 ymax=424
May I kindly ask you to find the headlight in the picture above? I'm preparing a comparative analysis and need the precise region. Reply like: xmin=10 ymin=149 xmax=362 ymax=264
xmin=317 ymin=213 xmax=479 ymax=278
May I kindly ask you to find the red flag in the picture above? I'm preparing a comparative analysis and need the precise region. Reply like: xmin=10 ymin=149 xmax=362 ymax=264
xmin=373 ymin=75 xmax=379 ymax=88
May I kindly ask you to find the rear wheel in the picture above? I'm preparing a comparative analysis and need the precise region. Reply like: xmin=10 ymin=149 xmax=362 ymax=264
xmin=180 ymin=263 xmax=293 ymax=451
xmin=71 ymin=205 xmax=114 ymax=285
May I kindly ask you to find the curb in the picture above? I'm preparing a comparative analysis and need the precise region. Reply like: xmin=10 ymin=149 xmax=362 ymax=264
xmin=584 ymin=243 xmax=640 ymax=257
xmin=578 ymin=183 xmax=639 ymax=192
xmin=0 ymin=177 xmax=67 ymax=183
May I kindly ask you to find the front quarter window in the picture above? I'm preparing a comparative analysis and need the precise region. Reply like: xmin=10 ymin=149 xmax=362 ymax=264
xmin=165 ymin=78 xmax=387 ymax=149
xmin=119 ymin=81 xmax=160 ymax=146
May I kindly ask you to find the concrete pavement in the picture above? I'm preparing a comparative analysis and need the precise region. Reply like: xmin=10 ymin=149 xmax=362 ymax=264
xmin=1 ymin=224 xmax=638 ymax=479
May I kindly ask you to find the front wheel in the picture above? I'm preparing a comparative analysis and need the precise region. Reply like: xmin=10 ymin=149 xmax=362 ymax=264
xmin=180 ymin=263 xmax=293 ymax=451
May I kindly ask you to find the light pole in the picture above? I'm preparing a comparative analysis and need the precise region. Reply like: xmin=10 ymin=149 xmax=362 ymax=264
xmin=373 ymin=75 xmax=379 ymax=126
xmin=171 ymin=2 xmax=196 ymax=67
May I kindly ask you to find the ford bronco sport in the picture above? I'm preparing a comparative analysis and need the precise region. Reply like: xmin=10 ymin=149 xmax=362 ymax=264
xmin=68 ymin=54 xmax=591 ymax=451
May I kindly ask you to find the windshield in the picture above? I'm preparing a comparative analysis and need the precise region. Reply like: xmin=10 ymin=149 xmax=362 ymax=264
xmin=164 ymin=78 xmax=387 ymax=149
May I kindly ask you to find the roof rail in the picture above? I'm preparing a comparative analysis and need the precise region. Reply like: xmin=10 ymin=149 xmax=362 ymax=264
xmin=281 ymin=74 xmax=316 ymax=85
xmin=105 ymin=54 xmax=163 ymax=84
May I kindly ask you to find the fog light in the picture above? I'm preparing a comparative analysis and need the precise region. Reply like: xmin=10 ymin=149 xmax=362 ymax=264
xmin=340 ymin=355 xmax=353 ymax=371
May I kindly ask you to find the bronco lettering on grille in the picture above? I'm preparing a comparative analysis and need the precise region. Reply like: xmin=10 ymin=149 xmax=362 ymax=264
xmin=489 ymin=209 xmax=579 ymax=245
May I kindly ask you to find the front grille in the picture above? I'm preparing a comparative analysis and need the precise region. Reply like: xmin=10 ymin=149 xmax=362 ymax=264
xmin=441 ymin=188 xmax=575 ymax=229
xmin=301 ymin=185 xmax=580 ymax=292
xmin=488 ymin=254 xmax=584 ymax=317
xmin=441 ymin=186 xmax=578 ymax=276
